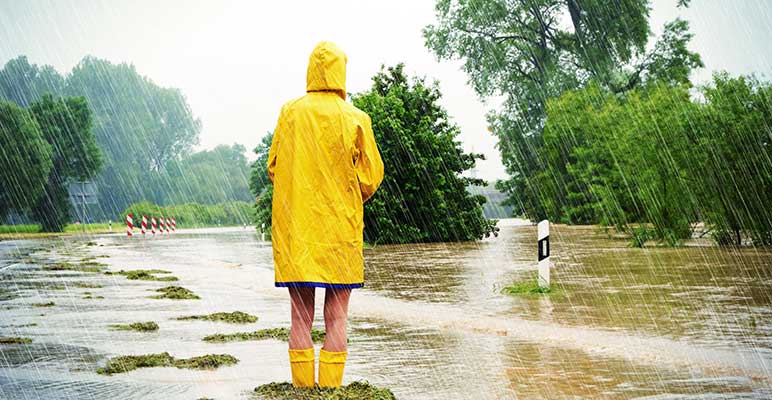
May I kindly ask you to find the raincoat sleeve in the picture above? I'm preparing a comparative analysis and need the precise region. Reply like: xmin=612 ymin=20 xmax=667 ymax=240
xmin=266 ymin=107 xmax=286 ymax=183
xmin=355 ymin=114 xmax=384 ymax=203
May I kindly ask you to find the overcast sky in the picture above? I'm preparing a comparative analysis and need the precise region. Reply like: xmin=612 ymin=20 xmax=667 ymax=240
xmin=1 ymin=0 xmax=770 ymax=180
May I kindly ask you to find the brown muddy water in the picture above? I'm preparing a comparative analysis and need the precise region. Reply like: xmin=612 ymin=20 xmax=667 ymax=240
xmin=0 ymin=219 xmax=770 ymax=399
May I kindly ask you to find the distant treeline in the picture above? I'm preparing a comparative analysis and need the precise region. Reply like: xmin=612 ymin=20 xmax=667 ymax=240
xmin=123 ymin=201 xmax=254 ymax=228
xmin=0 ymin=56 xmax=252 ymax=225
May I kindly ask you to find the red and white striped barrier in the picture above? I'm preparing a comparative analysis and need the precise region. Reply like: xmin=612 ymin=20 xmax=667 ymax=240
xmin=125 ymin=214 xmax=178 ymax=238
xmin=165 ymin=217 xmax=171 ymax=233
xmin=159 ymin=217 xmax=166 ymax=234
xmin=151 ymin=216 xmax=157 ymax=235
xmin=126 ymin=213 xmax=133 ymax=237
xmin=141 ymin=215 xmax=147 ymax=235
xmin=171 ymin=218 xmax=176 ymax=232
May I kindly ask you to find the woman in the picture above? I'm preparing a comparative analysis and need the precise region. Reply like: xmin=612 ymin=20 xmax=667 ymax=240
xmin=267 ymin=41 xmax=384 ymax=388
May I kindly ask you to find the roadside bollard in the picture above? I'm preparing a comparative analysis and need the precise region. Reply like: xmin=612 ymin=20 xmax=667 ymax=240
xmin=159 ymin=216 xmax=166 ymax=234
xmin=151 ymin=216 xmax=157 ymax=235
xmin=141 ymin=215 xmax=147 ymax=236
xmin=126 ymin=214 xmax=133 ymax=237
xmin=165 ymin=217 xmax=171 ymax=233
xmin=171 ymin=218 xmax=176 ymax=232
xmin=538 ymin=219 xmax=550 ymax=288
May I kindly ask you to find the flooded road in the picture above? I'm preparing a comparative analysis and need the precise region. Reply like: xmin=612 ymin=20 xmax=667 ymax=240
xmin=0 ymin=219 xmax=770 ymax=399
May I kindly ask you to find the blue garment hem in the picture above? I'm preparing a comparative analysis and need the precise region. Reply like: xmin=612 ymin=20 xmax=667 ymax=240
xmin=275 ymin=281 xmax=364 ymax=289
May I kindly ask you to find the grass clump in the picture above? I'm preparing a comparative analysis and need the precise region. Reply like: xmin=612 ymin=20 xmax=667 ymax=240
xmin=0 ymin=337 xmax=33 ymax=345
xmin=176 ymin=311 xmax=258 ymax=324
xmin=109 ymin=321 xmax=159 ymax=332
xmin=253 ymin=381 xmax=396 ymax=400
xmin=151 ymin=286 xmax=200 ymax=300
xmin=501 ymin=280 xmax=553 ymax=296
xmin=73 ymin=282 xmax=103 ymax=288
xmin=32 ymin=301 xmax=55 ymax=307
xmin=203 ymin=328 xmax=325 ymax=343
xmin=97 ymin=352 xmax=238 ymax=375
xmin=107 ymin=269 xmax=177 ymax=281
xmin=43 ymin=262 xmax=105 ymax=273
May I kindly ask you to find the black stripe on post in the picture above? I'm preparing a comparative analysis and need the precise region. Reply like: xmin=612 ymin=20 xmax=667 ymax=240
xmin=538 ymin=236 xmax=550 ymax=261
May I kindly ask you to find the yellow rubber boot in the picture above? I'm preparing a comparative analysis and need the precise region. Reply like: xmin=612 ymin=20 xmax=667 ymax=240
xmin=289 ymin=348 xmax=315 ymax=388
xmin=318 ymin=349 xmax=347 ymax=388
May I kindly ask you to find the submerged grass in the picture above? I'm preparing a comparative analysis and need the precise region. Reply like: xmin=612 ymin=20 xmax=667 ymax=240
xmin=203 ymin=328 xmax=325 ymax=343
xmin=97 ymin=352 xmax=238 ymax=375
xmin=106 ymin=269 xmax=177 ymax=281
xmin=43 ymin=262 xmax=106 ymax=273
xmin=501 ymin=280 xmax=553 ymax=296
xmin=176 ymin=311 xmax=258 ymax=324
xmin=151 ymin=286 xmax=200 ymax=300
xmin=109 ymin=322 xmax=159 ymax=332
xmin=253 ymin=382 xmax=396 ymax=400
xmin=0 ymin=337 xmax=33 ymax=345
xmin=31 ymin=301 xmax=55 ymax=307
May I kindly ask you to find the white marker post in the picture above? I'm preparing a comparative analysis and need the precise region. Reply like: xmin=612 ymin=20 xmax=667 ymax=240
xmin=537 ymin=220 xmax=550 ymax=288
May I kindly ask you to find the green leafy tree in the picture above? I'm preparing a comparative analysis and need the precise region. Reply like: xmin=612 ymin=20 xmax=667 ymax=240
xmin=0 ymin=56 xmax=64 ymax=107
xmin=162 ymin=144 xmax=252 ymax=205
xmin=65 ymin=56 xmax=201 ymax=216
xmin=424 ymin=0 xmax=702 ymax=220
xmin=28 ymin=94 xmax=102 ymax=231
xmin=353 ymin=64 xmax=497 ymax=243
xmin=0 ymin=100 xmax=52 ymax=220
xmin=249 ymin=133 xmax=273 ymax=229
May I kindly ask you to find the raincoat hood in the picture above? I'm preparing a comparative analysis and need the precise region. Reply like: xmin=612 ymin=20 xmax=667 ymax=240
xmin=306 ymin=41 xmax=347 ymax=100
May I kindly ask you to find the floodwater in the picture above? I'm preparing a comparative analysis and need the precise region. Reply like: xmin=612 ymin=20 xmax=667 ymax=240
xmin=0 ymin=219 xmax=770 ymax=399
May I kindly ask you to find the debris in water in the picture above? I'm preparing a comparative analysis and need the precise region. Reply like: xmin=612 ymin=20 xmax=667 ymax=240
xmin=43 ymin=262 xmax=105 ymax=273
xmin=203 ymin=328 xmax=325 ymax=343
xmin=31 ymin=301 xmax=55 ymax=307
xmin=109 ymin=321 xmax=159 ymax=332
xmin=151 ymin=286 xmax=200 ymax=300
xmin=176 ymin=311 xmax=258 ymax=324
xmin=96 ymin=352 xmax=238 ymax=375
xmin=252 ymin=381 xmax=396 ymax=400
xmin=106 ymin=269 xmax=178 ymax=281
xmin=0 ymin=337 xmax=33 ymax=345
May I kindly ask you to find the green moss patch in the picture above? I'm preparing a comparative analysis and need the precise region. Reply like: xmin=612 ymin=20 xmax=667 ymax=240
xmin=151 ymin=286 xmax=200 ymax=300
xmin=73 ymin=282 xmax=103 ymax=289
xmin=83 ymin=294 xmax=104 ymax=299
xmin=109 ymin=321 xmax=159 ymax=332
xmin=203 ymin=328 xmax=325 ymax=343
xmin=106 ymin=269 xmax=177 ymax=281
xmin=253 ymin=381 xmax=396 ymax=400
xmin=0 ymin=337 xmax=32 ymax=345
xmin=177 ymin=311 xmax=258 ymax=324
xmin=31 ymin=301 xmax=55 ymax=307
xmin=97 ymin=352 xmax=238 ymax=375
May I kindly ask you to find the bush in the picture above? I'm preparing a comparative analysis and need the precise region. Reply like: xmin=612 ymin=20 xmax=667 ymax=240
xmin=122 ymin=201 xmax=253 ymax=228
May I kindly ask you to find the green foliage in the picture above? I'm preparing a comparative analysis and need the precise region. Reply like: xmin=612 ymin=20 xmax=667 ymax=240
xmin=28 ymin=94 xmax=102 ymax=231
xmin=352 ymin=64 xmax=497 ymax=243
xmin=150 ymin=286 xmax=200 ymax=300
xmin=0 ymin=337 xmax=33 ymax=345
xmin=106 ymin=269 xmax=177 ymax=281
xmin=253 ymin=381 xmax=396 ymax=400
xmin=424 ymin=0 xmax=703 ymax=226
xmin=122 ymin=201 xmax=254 ymax=227
xmin=162 ymin=144 xmax=253 ymax=204
xmin=0 ymin=100 xmax=52 ymax=220
xmin=250 ymin=133 xmax=274 ymax=230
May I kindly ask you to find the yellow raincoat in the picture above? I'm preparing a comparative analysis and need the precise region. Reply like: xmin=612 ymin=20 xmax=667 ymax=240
xmin=267 ymin=41 xmax=384 ymax=289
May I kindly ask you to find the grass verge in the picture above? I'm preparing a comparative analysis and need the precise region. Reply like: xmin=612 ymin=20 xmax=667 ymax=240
xmin=0 ymin=337 xmax=32 ymax=345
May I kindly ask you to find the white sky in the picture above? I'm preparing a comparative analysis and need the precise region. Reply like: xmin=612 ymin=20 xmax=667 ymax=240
xmin=1 ymin=0 xmax=770 ymax=181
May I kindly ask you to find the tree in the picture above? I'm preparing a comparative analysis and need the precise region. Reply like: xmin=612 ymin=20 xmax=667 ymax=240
xmin=424 ymin=0 xmax=702 ymax=220
xmin=249 ymin=133 xmax=274 ymax=229
xmin=65 ymin=56 xmax=201 ymax=217
xmin=0 ymin=100 xmax=52 ymax=220
xmin=0 ymin=56 xmax=64 ymax=107
xmin=353 ymin=64 xmax=497 ymax=243
xmin=28 ymin=94 xmax=102 ymax=231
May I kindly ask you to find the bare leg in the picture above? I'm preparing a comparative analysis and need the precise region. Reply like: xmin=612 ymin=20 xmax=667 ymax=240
xmin=323 ymin=288 xmax=351 ymax=352
xmin=288 ymin=287 xmax=315 ymax=349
